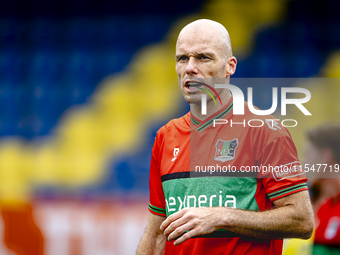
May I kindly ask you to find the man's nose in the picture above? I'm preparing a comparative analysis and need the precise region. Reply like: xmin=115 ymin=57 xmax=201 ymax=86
xmin=185 ymin=57 xmax=198 ymax=74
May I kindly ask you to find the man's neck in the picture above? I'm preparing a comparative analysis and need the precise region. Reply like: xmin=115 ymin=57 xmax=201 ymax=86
xmin=190 ymin=90 xmax=231 ymax=121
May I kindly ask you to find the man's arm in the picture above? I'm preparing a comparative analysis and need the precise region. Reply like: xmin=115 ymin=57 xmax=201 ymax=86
xmin=160 ymin=190 xmax=314 ymax=246
xmin=136 ymin=213 xmax=167 ymax=255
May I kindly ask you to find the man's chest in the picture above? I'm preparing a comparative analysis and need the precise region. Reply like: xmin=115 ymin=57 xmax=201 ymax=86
xmin=159 ymin=127 xmax=257 ymax=177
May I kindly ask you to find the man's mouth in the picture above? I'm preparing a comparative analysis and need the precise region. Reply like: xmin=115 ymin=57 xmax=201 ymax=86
xmin=185 ymin=81 xmax=205 ymax=88
xmin=182 ymin=80 xmax=223 ymax=105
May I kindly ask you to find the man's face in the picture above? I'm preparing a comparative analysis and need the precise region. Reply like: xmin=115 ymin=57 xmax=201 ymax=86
xmin=175 ymin=29 xmax=229 ymax=104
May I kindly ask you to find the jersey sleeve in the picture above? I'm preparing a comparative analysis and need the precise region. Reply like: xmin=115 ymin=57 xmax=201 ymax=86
xmin=257 ymin=128 xmax=308 ymax=202
xmin=148 ymin=127 xmax=167 ymax=217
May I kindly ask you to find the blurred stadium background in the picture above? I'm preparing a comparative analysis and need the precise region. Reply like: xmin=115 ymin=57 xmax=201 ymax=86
xmin=0 ymin=0 xmax=340 ymax=254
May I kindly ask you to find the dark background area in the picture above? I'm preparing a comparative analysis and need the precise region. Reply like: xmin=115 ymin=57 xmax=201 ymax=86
xmin=1 ymin=0 xmax=340 ymax=196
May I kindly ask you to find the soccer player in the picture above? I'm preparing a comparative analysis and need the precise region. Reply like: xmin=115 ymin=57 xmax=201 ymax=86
xmin=136 ymin=19 xmax=314 ymax=255
xmin=303 ymin=125 xmax=340 ymax=254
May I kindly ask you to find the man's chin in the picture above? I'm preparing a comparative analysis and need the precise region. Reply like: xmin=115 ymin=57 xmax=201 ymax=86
xmin=182 ymin=94 xmax=201 ymax=104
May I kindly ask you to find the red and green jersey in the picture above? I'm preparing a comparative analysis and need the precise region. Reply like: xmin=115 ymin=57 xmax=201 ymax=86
xmin=149 ymin=97 xmax=308 ymax=255
xmin=313 ymin=192 xmax=340 ymax=254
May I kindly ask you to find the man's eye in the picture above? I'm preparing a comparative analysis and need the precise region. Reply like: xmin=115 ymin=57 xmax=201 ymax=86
xmin=179 ymin=56 xmax=188 ymax=61
xmin=198 ymin=55 xmax=209 ymax=60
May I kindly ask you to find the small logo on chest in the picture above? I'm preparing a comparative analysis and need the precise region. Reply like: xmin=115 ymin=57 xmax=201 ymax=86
xmin=214 ymin=139 xmax=238 ymax=162
xmin=171 ymin=148 xmax=180 ymax=162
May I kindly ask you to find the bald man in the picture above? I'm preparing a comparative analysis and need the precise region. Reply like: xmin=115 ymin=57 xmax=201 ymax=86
xmin=136 ymin=19 xmax=314 ymax=255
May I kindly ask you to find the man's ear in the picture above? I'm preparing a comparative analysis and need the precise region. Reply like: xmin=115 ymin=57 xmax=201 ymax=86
xmin=226 ymin=56 xmax=237 ymax=77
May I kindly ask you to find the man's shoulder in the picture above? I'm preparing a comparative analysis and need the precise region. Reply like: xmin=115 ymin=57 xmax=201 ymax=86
xmin=153 ymin=112 xmax=190 ymax=150
xmin=158 ymin=112 xmax=190 ymax=134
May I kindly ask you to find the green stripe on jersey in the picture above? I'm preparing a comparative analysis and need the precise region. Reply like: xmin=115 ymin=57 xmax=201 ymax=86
xmin=197 ymin=102 xmax=233 ymax=132
xmin=268 ymin=183 xmax=308 ymax=200
xmin=191 ymin=116 xmax=200 ymax=126
xmin=149 ymin=204 xmax=166 ymax=215
xmin=313 ymin=244 xmax=340 ymax=255
xmin=162 ymin=177 xmax=259 ymax=217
